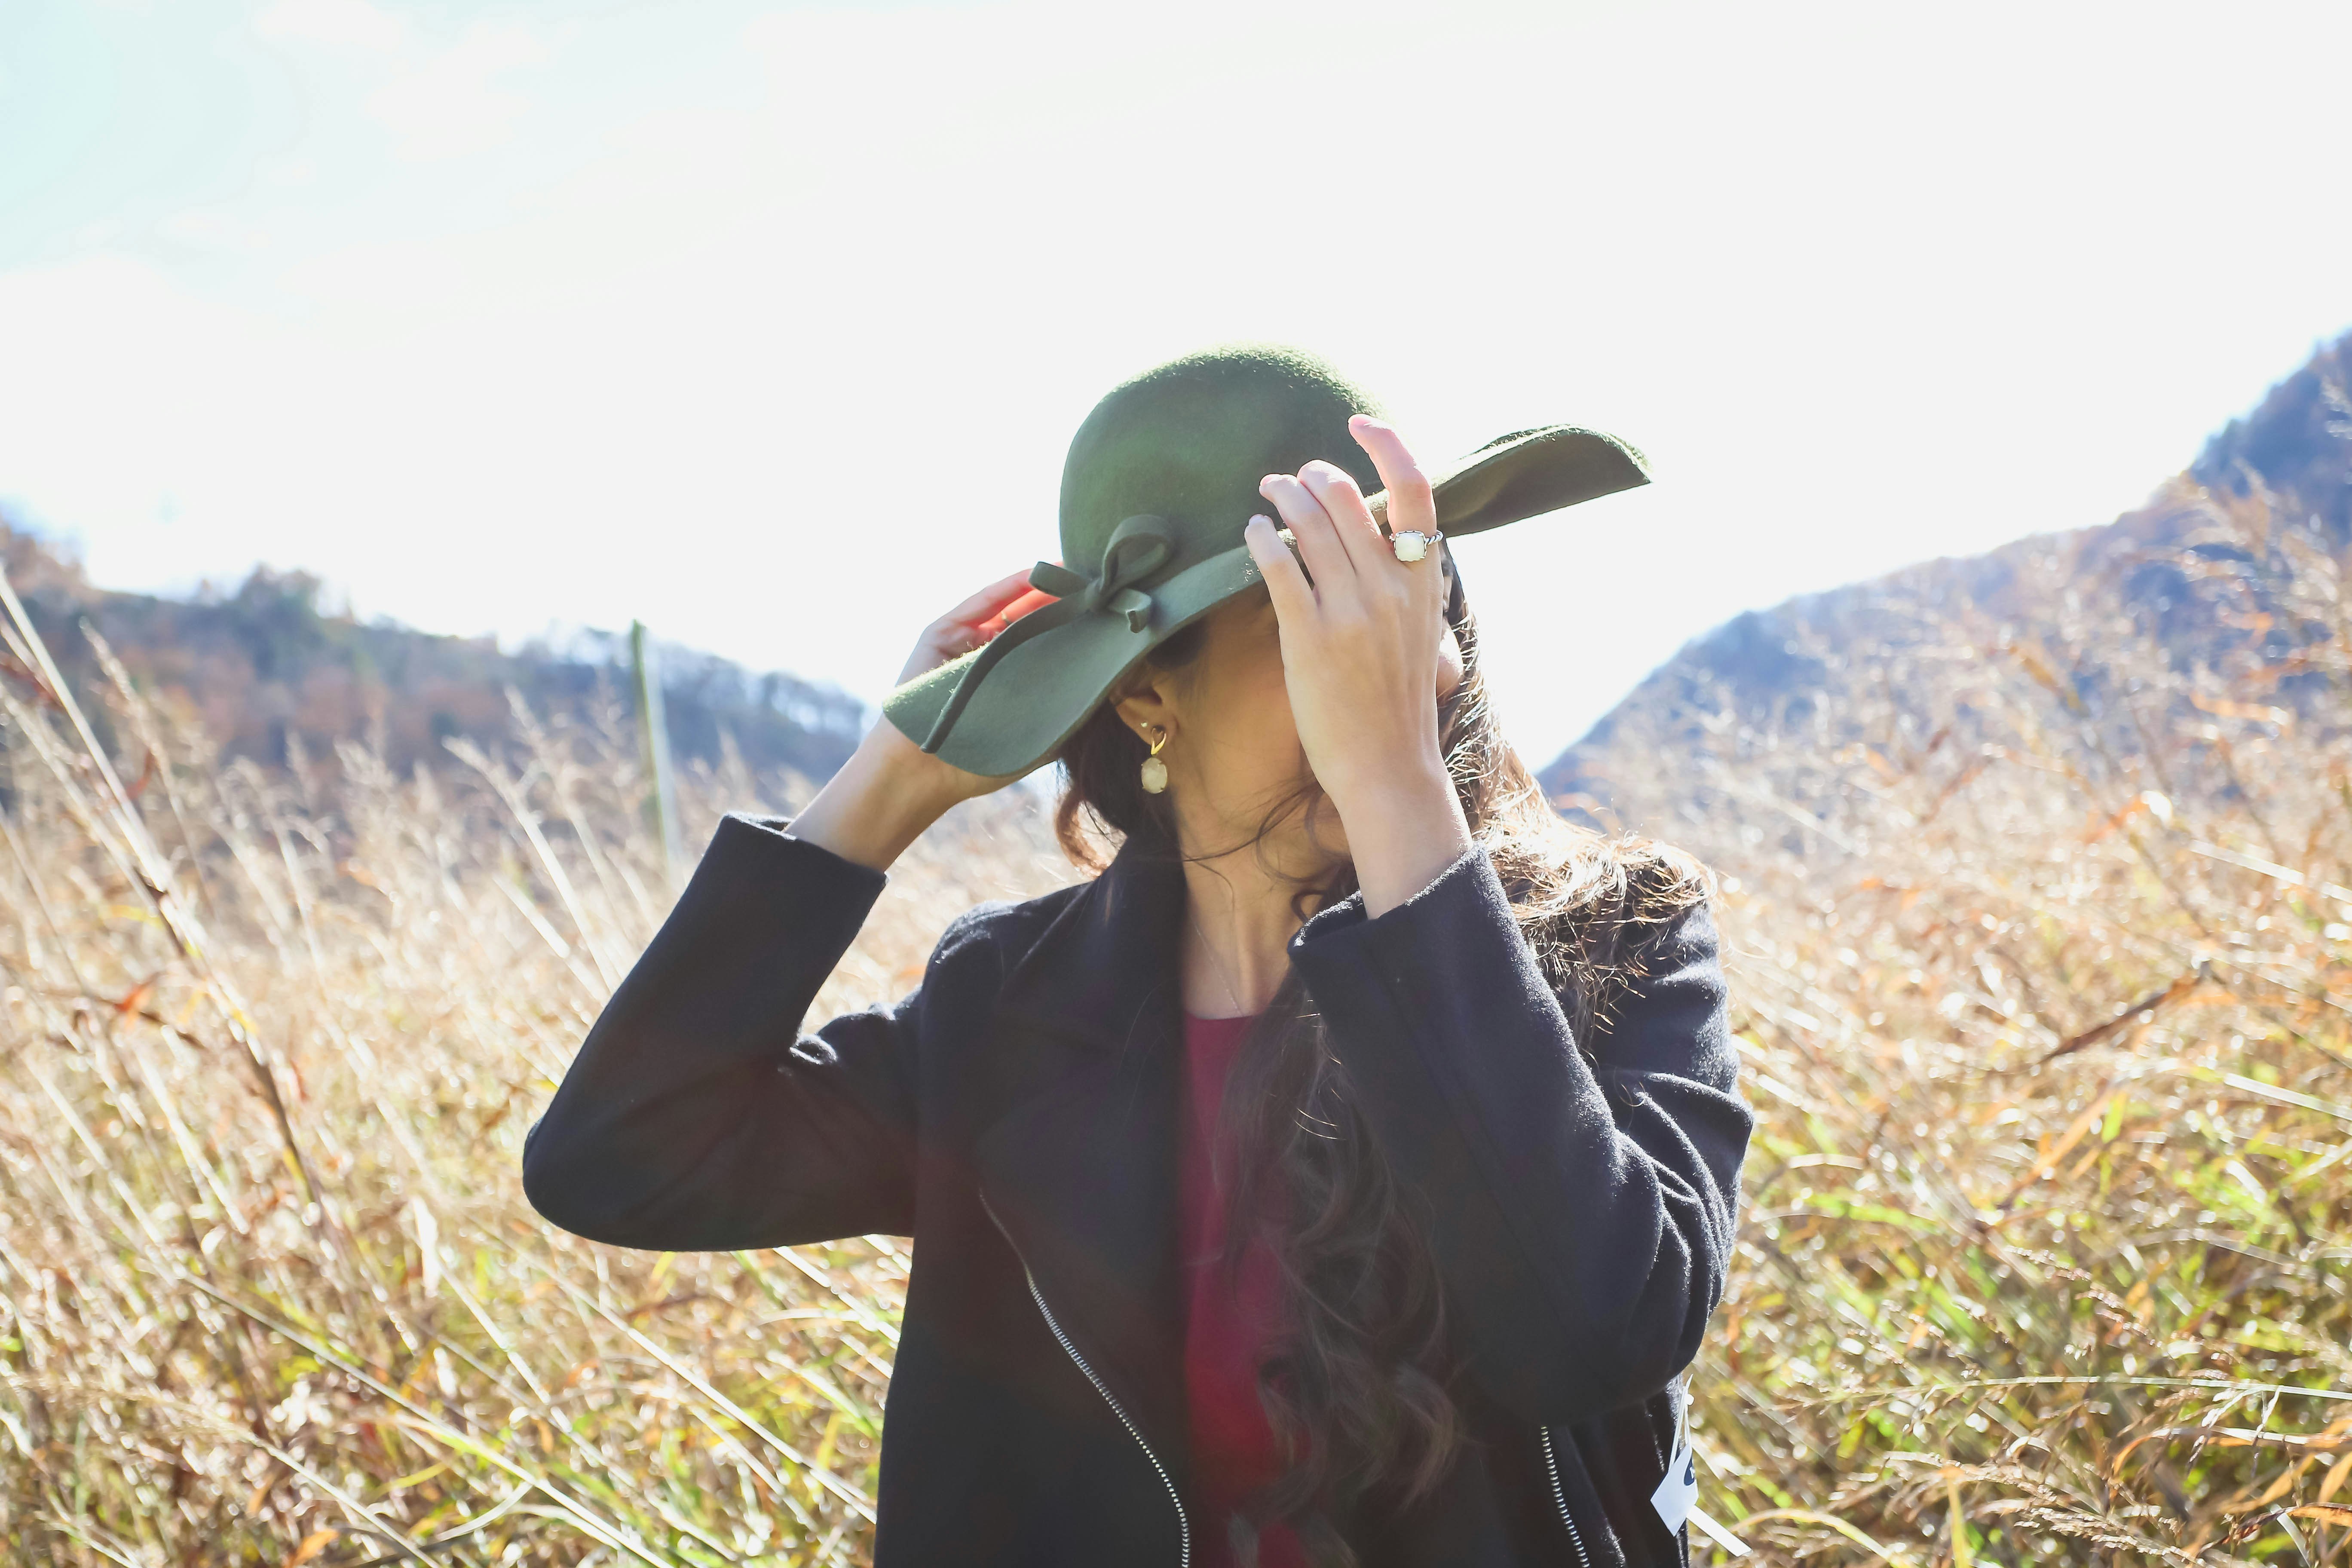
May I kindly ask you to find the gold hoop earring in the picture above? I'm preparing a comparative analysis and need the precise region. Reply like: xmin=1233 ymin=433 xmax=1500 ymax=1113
xmin=1139 ymin=725 xmax=1170 ymax=794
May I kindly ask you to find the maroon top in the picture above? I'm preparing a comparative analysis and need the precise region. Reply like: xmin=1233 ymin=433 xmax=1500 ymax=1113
xmin=1179 ymin=1010 xmax=1307 ymax=1568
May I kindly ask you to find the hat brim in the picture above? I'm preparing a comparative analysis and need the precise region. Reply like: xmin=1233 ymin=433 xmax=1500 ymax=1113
xmin=881 ymin=425 xmax=1648 ymax=780
xmin=1375 ymin=424 xmax=1650 ymax=536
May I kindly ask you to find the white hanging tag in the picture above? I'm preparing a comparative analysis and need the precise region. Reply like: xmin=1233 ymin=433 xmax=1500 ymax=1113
xmin=1651 ymin=1374 xmax=1700 ymax=1535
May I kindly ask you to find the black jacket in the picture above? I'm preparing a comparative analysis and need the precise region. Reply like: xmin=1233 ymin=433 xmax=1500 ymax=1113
xmin=522 ymin=812 xmax=1751 ymax=1567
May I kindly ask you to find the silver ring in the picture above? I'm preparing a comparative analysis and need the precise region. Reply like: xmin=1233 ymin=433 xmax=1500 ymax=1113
xmin=1390 ymin=529 xmax=1441 ymax=563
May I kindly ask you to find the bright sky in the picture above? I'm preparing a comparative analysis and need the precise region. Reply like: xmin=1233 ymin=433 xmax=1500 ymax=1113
xmin=2 ymin=0 xmax=2347 ymax=765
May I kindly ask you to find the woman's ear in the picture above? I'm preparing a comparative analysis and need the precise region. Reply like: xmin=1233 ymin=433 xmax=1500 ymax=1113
xmin=1111 ymin=673 xmax=1179 ymax=743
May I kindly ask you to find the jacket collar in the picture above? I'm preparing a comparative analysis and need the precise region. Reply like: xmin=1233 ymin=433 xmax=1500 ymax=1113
xmin=971 ymin=828 xmax=1195 ymax=1484
xmin=998 ymin=826 xmax=1191 ymax=1050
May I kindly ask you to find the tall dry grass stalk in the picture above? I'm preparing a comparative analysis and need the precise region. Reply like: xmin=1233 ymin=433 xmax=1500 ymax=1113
xmin=1 ymin=480 xmax=2346 ymax=1565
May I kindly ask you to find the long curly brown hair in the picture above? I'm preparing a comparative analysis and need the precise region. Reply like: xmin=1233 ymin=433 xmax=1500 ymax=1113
xmin=1049 ymin=570 xmax=1709 ymax=1565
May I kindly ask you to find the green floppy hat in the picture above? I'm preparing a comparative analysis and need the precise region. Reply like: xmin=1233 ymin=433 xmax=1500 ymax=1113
xmin=880 ymin=343 xmax=1650 ymax=780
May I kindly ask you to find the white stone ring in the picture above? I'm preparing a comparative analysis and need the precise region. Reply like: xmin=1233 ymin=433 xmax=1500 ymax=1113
xmin=1390 ymin=529 xmax=1441 ymax=563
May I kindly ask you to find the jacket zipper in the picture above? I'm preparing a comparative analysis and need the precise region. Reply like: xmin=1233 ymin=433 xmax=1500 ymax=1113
xmin=1539 ymin=1426 xmax=1593 ymax=1568
xmin=981 ymin=1195 xmax=1191 ymax=1568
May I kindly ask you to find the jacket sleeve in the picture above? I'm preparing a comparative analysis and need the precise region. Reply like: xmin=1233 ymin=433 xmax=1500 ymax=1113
xmin=521 ymin=811 xmax=955 ymax=1251
xmin=1284 ymin=842 xmax=1750 ymax=1426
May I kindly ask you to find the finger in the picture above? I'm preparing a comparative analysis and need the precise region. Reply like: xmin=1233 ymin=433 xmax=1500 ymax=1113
xmin=1257 ymin=472 xmax=1354 ymax=593
xmin=1295 ymin=457 xmax=1384 ymax=571
xmin=940 ymin=565 xmax=1044 ymax=628
xmin=1349 ymin=415 xmax=1436 ymax=540
xmin=983 ymin=579 xmax=1061 ymax=628
xmin=1241 ymin=512 xmax=1315 ymax=626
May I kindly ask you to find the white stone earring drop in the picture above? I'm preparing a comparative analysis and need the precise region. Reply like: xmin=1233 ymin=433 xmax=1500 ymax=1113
xmin=1139 ymin=724 xmax=1170 ymax=794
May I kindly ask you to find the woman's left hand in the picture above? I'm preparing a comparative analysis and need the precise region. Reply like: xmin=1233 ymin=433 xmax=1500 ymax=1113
xmin=1243 ymin=415 xmax=1476 ymax=916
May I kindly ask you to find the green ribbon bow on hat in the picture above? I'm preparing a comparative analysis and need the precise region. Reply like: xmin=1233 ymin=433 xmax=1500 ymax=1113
xmin=1025 ymin=514 xmax=1175 ymax=634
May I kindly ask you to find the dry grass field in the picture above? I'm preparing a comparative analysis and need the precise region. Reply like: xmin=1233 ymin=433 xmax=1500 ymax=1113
xmin=0 ymin=482 xmax=2347 ymax=1565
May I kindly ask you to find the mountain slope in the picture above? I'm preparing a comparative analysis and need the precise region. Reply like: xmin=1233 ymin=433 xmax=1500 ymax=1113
xmin=1541 ymin=327 xmax=2352 ymax=818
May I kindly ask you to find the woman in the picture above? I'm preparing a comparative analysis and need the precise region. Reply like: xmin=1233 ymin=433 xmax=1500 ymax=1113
xmin=523 ymin=346 xmax=1752 ymax=1568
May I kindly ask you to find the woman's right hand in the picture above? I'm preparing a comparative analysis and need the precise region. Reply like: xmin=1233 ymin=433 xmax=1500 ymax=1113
xmin=874 ymin=564 xmax=1060 ymax=803
xmin=787 ymin=567 xmax=1059 ymax=870
xmin=895 ymin=565 xmax=1059 ymax=687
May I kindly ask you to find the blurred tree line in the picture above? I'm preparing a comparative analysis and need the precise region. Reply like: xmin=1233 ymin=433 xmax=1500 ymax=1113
xmin=0 ymin=526 xmax=867 ymax=784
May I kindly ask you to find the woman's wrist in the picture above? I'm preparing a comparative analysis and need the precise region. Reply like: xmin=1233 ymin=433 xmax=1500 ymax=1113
xmin=1330 ymin=762 xmax=1474 ymax=919
xmin=786 ymin=720 xmax=970 ymax=873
